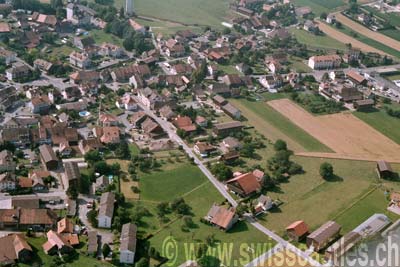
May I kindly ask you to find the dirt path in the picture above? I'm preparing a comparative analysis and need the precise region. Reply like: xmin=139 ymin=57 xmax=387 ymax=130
xmin=335 ymin=13 xmax=400 ymax=52
xmin=316 ymin=21 xmax=390 ymax=56
xmin=268 ymin=99 xmax=400 ymax=162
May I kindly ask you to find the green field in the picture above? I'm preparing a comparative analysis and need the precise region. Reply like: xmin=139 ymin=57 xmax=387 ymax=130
xmin=140 ymin=162 xmax=207 ymax=202
xmin=148 ymin=182 xmax=276 ymax=266
xmin=354 ymin=108 xmax=400 ymax=145
xmin=380 ymin=29 xmax=400 ymax=42
xmin=90 ymin=29 xmax=123 ymax=46
xmin=336 ymin=24 xmax=400 ymax=58
xmin=103 ymin=0 xmax=230 ymax=28
xmin=290 ymin=28 xmax=348 ymax=51
xmin=230 ymin=98 xmax=332 ymax=153
xmin=259 ymin=156 xmax=400 ymax=235
xmin=293 ymin=0 xmax=345 ymax=15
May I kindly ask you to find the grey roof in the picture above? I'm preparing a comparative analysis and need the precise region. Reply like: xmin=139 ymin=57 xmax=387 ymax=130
xmin=98 ymin=192 xmax=115 ymax=218
xmin=120 ymin=223 xmax=137 ymax=252
xmin=87 ymin=231 xmax=98 ymax=253
xmin=64 ymin=162 xmax=81 ymax=181
xmin=214 ymin=121 xmax=243 ymax=130
xmin=352 ymin=214 xmax=391 ymax=237
xmin=307 ymin=221 xmax=341 ymax=244
xmin=39 ymin=144 xmax=58 ymax=163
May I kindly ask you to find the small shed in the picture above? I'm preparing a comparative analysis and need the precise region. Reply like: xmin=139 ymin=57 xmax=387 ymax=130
xmin=286 ymin=221 xmax=309 ymax=241
xmin=376 ymin=160 xmax=394 ymax=179
xmin=307 ymin=221 xmax=341 ymax=251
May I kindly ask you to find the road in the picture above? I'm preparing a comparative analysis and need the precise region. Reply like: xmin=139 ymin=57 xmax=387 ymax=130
xmin=133 ymin=98 xmax=322 ymax=266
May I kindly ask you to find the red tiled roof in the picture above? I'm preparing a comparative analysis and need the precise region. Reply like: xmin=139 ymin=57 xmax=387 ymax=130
xmin=286 ymin=221 xmax=309 ymax=237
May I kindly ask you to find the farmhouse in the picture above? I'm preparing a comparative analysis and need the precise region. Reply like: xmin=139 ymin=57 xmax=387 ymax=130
xmin=222 ymin=103 xmax=241 ymax=119
xmin=254 ymin=195 xmax=273 ymax=215
xmin=205 ymin=204 xmax=238 ymax=231
xmin=43 ymin=230 xmax=73 ymax=255
xmin=213 ymin=121 xmax=243 ymax=137
xmin=225 ymin=172 xmax=262 ymax=197
xmin=194 ymin=142 xmax=216 ymax=158
xmin=0 ymin=150 xmax=16 ymax=172
xmin=308 ymin=55 xmax=341 ymax=70
xmin=286 ymin=221 xmax=309 ymax=241
xmin=354 ymin=99 xmax=374 ymax=111
xmin=173 ymin=116 xmax=196 ymax=133
xmin=39 ymin=144 xmax=58 ymax=170
xmin=346 ymin=71 xmax=367 ymax=86
xmin=306 ymin=221 xmax=341 ymax=251
xmin=0 ymin=234 xmax=32 ymax=265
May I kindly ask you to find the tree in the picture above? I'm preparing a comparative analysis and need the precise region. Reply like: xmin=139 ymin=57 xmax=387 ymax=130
xmin=94 ymin=161 xmax=111 ymax=174
xmin=320 ymin=162 xmax=334 ymax=179
xmin=211 ymin=163 xmax=233 ymax=181
xmin=135 ymin=258 xmax=149 ymax=267
xmin=235 ymin=204 xmax=247 ymax=217
xmin=320 ymin=12 xmax=327 ymax=20
xmin=274 ymin=139 xmax=287 ymax=151
xmin=102 ymin=243 xmax=111 ymax=258
xmin=84 ymin=150 xmax=102 ymax=165
xmin=67 ymin=186 xmax=78 ymax=199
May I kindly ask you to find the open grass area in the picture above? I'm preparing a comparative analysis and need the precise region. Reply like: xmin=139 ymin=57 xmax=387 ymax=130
xmin=230 ymin=98 xmax=332 ymax=153
xmin=293 ymin=0 xmax=345 ymax=15
xmin=105 ymin=0 xmax=230 ymax=28
xmin=354 ymin=108 xmax=400 ymax=145
xmin=140 ymin=162 xmax=207 ymax=202
xmin=90 ymin=29 xmax=123 ymax=46
xmin=290 ymin=28 xmax=348 ymax=51
xmin=380 ymin=29 xmax=400 ymax=42
xmin=148 ymin=182 xmax=276 ymax=266
xmin=134 ymin=18 xmax=203 ymax=37
xmin=259 ymin=156 xmax=400 ymax=235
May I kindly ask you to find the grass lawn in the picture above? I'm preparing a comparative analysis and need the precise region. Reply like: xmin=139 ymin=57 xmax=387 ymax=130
xmin=21 ymin=237 xmax=112 ymax=267
xmin=139 ymin=162 xmax=207 ymax=202
xmin=218 ymin=64 xmax=241 ymax=75
xmin=293 ymin=0 xmax=345 ymax=15
xmin=100 ymin=0 xmax=230 ymax=28
xmin=354 ymin=108 xmax=400 ymax=145
xmin=90 ymin=29 xmax=123 ymax=46
xmin=148 ymin=182 xmax=276 ymax=266
xmin=382 ymin=73 xmax=400 ymax=81
xmin=134 ymin=18 xmax=203 ymax=37
xmin=289 ymin=59 xmax=313 ymax=73
xmin=230 ymin=98 xmax=332 ymax=153
xmin=380 ymin=29 xmax=400 ymax=42
xmin=258 ymin=156 xmax=400 ymax=235
xmin=290 ymin=28 xmax=347 ymax=51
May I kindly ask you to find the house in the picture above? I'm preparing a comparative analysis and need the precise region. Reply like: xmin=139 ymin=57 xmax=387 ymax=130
xmin=111 ymin=64 xmax=151 ymax=83
xmin=254 ymin=195 xmax=273 ymax=215
xmin=205 ymin=204 xmax=238 ymax=231
xmin=116 ymin=94 xmax=137 ymax=111
xmin=66 ymin=3 xmax=96 ymax=26
xmin=141 ymin=118 xmax=165 ymax=138
xmin=308 ymin=55 xmax=341 ymax=70
xmin=1 ymin=128 xmax=30 ymax=147
xmin=0 ymin=208 xmax=57 ymax=230
xmin=99 ymin=43 xmax=124 ymax=58
xmin=93 ymin=127 xmax=120 ymax=144
xmin=0 ymin=172 xmax=16 ymax=191
xmin=69 ymin=70 xmax=100 ymax=85
xmin=0 ymin=48 xmax=16 ymax=65
xmin=303 ymin=20 xmax=317 ymax=32
xmin=329 ymin=70 xmax=345 ymax=81
xmin=39 ymin=144 xmax=58 ymax=170
xmin=6 ymin=62 xmax=30 ymax=81
xmin=208 ymin=83 xmax=232 ymax=97
xmin=30 ymin=95 xmax=51 ymax=114
xmin=0 ymin=234 xmax=32 ymax=265
xmin=33 ymin=59 xmax=54 ymax=74
xmin=120 ymin=223 xmax=137 ymax=264
xmin=78 ymin=138 xmax=104 ymax=155
xmin=57 ymin=218 xmax=74 ymax=234
xmin=194 ymin=142 xmax=216 ymax=158
xmin=74 ymin=36 xmax=95 ymax=51
xmin=212 ymin=95 xmax=228 ymax=107
xmin=226 ymin=172 xmax=262 ymax=197
xmin=326 ymin=14 xmax=336 ymax=24
xmin=69 ymin=51 xmax=91 ymax=69
xmin=62 ymin=86 xmax=82 ymax=101
xmin=307 ymin=221 xmax=341 ymax=251
xmin=376 ymin=160 xmax=394 ymax=179
xmin=220 ymin=151 xmax=240 ymax=163
xmin=95 ymin=175 xmax=109 ymax=192
xmin=222 ymin=103 xmax=241 ymax=119
xmin=29 ymin=170 xmax=50 ymax=191
xmin=286 ymin=221 xmax=309 ymax=241
xmin=354 ymin=99 xmax=374 ymax=111
xmin=64 ymin=162 xmax=80 ymax=190
xmin=98 ymin=192 xmax=115 ymax=228
xmin=173 ymin=116 xmax=197 ymax=133
xmin=346 ymin=71 xmax=367 ymax=86
xmin=99 ymin=113 xmax=119 ymax=127
xmin=222 ymin=137 xmax=241 ymax=151
xmin=0 ymin=150 xmax=16 ymax=172
xmin=159 ymin=105 xmax=175 ymax=121
xmin=222 ymin=74 xmax=244 ymax=88
xmin=213 ymin=121 xmax=243 ymax=137
xmin=42 ymin=230 xmax=73 ymax=255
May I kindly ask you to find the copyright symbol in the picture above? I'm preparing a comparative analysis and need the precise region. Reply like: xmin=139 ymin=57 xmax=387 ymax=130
xmin=162 ymin=236 xmax=178 ymax=266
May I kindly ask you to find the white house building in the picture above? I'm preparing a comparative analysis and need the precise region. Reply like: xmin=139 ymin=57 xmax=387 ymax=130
xmin=120 ymin=223 xmax=137 ymax=264
xmin=98 ymin=192 xmax=115 ymax=228
xmin=308 ymin=55 xmax=341 ymax=70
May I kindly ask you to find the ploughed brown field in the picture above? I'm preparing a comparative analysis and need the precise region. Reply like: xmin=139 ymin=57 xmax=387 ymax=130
xmin=268 ymin=99 xmax=400 ymax=162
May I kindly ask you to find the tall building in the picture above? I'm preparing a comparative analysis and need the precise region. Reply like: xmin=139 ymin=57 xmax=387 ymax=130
xmin=125 ymin=0 xmax=134 ymax=16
